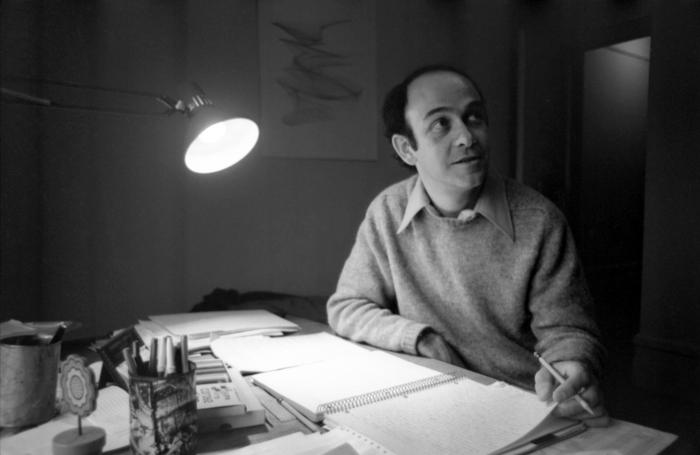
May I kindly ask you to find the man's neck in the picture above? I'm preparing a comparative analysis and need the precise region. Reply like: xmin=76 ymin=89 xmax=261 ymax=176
xmin=422 ymin=179 xmax=483 ymax=218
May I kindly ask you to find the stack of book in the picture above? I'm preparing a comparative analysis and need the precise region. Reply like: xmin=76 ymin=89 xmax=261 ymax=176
xmin=192 ymin=353 xmax=265 ymax=432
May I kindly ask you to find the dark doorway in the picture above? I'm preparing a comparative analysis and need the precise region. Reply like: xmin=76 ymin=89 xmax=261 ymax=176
xmin=576 ymin=37 xmax=650 ymax=343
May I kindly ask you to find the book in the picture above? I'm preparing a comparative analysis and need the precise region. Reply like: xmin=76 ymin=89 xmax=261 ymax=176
xmin=192 ymin=355 xmax=266 ymax=432
xmin=210 ymin=332 xmax=370 ymax=373
xmin=252 ymin=350 xmax=581 ymax=455
xmin=147 ymin=309 xmax=300 ymax=341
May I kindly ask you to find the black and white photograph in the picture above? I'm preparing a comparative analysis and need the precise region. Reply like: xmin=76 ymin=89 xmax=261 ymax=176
xmin=1 ymin=1 xmax=698 ymax=454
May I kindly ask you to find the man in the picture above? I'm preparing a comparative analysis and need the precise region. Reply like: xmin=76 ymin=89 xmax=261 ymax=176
xmin=327 ymin=64 xmax=608 ymax=425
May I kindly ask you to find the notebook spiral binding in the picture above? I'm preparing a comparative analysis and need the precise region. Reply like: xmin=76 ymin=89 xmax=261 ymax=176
xmin=317 ymin=373 xmax=459 ymax=415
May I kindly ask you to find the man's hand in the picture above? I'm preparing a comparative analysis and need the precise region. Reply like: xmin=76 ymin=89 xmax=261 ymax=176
xmin=416 ymin=330 xmax=465 ymax=367
xmin=534 ymin=360 xmax=610 ymax=427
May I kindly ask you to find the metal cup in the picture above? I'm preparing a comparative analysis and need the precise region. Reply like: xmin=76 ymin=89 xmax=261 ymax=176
xmin=0 ymin=335 xmax=61 ymax=427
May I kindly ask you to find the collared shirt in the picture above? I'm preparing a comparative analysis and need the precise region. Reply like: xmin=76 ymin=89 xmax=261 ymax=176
xmin=396 ymin=173 xmax=515 ymax=241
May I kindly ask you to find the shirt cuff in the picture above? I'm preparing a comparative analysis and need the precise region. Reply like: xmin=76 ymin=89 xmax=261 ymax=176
xmin=539 ymin=339 xmax=606 ymax=381
xmin=401 ymin=322 xmax=431 ymax=355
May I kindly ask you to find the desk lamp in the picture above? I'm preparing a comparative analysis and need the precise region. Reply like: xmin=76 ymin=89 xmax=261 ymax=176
xmin=1 ymin=78 xmax=259 ymax=174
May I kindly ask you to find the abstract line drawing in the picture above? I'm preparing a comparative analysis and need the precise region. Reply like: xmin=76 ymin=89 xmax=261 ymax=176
xmin=259 ymin=0 xmax=376 ymax=161
xmin=273 ymin=20 xmax=363 ymax=126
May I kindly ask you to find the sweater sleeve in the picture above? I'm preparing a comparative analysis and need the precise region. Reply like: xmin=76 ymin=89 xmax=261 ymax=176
xmin=528 ymin=210 xmax=607 ymax=379
xmin=327 ymin=207 xmax=429 ymax=355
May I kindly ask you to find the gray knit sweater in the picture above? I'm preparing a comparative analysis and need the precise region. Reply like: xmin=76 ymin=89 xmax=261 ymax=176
xmin=327 ymin=174 xmax=605 ymax=389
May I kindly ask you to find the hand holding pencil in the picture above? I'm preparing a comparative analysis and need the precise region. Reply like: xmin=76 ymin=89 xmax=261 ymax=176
xmin=533 ymin=352 xmax=610 ymax=427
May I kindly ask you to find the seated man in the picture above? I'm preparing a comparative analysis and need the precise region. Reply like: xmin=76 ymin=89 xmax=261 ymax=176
xmin=327 ymin=64 xmax=608 ymax=425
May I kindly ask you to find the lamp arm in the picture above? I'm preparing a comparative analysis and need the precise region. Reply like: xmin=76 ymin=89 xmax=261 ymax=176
xmin=1 ymin=87 xmax=52 ymax=106
xmin=1 ymin=77 xmax=186 ymax=117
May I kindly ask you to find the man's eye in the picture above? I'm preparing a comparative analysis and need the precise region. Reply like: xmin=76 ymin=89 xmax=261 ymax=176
xmin=463 ymin=106 xmax=487 ymax=126
xmin=466 ymin=114 xmax=485 ymax=126
xmin=430 ymin=117 xmax=451 ymax=133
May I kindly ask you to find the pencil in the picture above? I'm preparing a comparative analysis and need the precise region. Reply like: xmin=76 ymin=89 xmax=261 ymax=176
xmin=534 ymin=351 xmax=596 ymax=416
xmin=157 ymin=336 xmax=167 ymax=378
xmin=122 ymin=347 xmax=138 ymax=376
xmin=165 ymin=336 xmax=175 ymax=376
xmin=132 ymin=340 xmax=144 ymax=373
xmin=180 ymin=335 xmax=189 ymax=373
xmin=148 ymin=338 xmax=159 ymax=376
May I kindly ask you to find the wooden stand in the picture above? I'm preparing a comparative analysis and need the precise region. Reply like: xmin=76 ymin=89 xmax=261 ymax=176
xmin=52 ymin=426 xmax=106 ymax=455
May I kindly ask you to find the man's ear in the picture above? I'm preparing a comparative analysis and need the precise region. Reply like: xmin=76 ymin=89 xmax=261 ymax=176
xmin=391 ymin=134 xmax=417 ymax=167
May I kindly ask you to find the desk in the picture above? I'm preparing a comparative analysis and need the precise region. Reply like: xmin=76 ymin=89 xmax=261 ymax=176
xmin=2 ymin=316 xmax=683 ymax=455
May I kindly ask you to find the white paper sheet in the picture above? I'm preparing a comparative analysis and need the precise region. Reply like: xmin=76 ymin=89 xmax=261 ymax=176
xmin=211 ymin=332 xmax=370 ymax=373
xmin=534 ymin=419 xmax=677 ymax=455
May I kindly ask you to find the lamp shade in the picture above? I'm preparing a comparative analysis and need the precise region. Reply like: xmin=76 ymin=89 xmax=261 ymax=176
xmin=184 ymin=104 xmax=259 ymax=174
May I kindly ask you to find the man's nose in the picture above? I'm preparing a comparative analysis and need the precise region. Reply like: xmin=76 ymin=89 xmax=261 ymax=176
xmin=454 ymin=121 xmax=476 ymax=148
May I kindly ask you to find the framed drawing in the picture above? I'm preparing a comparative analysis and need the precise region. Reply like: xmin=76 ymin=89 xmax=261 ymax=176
xmin=258 ymin=0 xmax=377 ymax=160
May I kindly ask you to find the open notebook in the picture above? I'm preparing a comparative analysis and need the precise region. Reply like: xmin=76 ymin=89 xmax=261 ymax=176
xmin=252 ymin=350 xmax=583 ymax=454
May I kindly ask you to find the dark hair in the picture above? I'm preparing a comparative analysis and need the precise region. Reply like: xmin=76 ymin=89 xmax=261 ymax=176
xmin=381 ymin=64 xmax=487 ymax=157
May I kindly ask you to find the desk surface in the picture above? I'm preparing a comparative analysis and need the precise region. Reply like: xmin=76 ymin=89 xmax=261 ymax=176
xmin=2 ymin=315 xmax=684 ymax=455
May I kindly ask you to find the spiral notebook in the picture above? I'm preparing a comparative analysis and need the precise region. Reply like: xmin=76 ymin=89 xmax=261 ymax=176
xmin=252 ymin=350 xmax=582 ymax=454
xmin=252 ymin=350 xmax=446 ymax=422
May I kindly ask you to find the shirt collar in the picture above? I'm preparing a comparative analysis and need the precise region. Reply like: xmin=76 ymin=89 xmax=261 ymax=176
xmin=397 ymin=173 xmax=514 ymax=241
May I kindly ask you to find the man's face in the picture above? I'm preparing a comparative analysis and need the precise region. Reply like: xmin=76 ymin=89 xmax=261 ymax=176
xmin=401 ymin=71 xmax=489 ymax=193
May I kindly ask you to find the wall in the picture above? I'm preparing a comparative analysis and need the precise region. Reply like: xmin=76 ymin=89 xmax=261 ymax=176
xmin=1 ymin=1 xmax=42 ymax=323
xmin=634 ymin=0 xmax=700 ymax=396
xmin=1 ymin=0 xmax=188 ymax=337
xmin=0 ymin=0 xmax=515 ymax=338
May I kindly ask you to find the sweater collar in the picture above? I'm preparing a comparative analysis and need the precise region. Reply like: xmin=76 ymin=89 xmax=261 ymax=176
xmin=397 ymin=173 xmax=514 ymax=241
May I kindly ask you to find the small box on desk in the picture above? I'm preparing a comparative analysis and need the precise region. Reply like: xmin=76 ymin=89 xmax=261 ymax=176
xmin=191 ymin=354 xmax=265 ymax=433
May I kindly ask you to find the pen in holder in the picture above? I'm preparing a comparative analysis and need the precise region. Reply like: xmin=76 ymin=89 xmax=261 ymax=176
xmin=128 ymin=366 xmax=197 ymax=455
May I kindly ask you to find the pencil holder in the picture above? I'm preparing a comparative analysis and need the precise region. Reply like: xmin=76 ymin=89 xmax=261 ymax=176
xmin=128 ymin=368 xmax=197 ymax=455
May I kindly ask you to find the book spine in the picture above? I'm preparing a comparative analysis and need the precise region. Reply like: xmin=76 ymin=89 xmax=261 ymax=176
xmin=317 ymin=373 xmax=459 ymax=415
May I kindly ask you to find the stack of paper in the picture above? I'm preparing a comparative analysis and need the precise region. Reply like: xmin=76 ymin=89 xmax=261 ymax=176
xmin=135 ymin=310 xmax=300 ymax=352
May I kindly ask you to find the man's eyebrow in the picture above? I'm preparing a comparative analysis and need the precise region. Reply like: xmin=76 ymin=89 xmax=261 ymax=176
xmin=423 ymin=100 xmax=484 ymax=120
xmin=423 ymin=106 xmax=452 ymax=120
